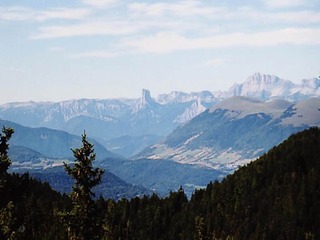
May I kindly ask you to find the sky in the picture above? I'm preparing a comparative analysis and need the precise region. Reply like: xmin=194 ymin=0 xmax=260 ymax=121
xmin=0 ymin=0 xmax=319 ymax=104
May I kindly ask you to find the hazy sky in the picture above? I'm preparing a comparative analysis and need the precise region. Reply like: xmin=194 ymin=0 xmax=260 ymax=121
xmin=0 ymin=0 xmax=319 ymax=104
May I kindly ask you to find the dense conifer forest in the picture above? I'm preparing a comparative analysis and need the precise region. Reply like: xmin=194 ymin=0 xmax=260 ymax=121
xmin=1 ymin=127 xmax=319 ymax=239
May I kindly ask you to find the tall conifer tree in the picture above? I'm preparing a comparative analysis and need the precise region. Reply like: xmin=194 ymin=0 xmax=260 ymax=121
xmin=0 ymin=126 xmax=16 ymax=240
xmin=0 ymin=126 xmax=14 ymax=203
xmin=62 ymin=132 xmax=104 ymax=240
xmin=0 ymin=127 xmax=14 ymax=179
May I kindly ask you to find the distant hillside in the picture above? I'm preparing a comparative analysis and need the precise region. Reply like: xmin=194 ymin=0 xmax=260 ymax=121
xmin=136 ymin=97 xmax=320 ymax=172
xmin=101 ymin=157 xmax=224 ymax=197
xmin=103 ymin=134 xmax=163 ymax=158
xmin=26 ymin=166 xmax=151 ymax=200
xmin=0 ymin=119 xmax=117 ymax=162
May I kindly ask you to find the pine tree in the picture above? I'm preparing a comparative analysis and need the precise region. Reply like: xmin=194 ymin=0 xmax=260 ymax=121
xmin=62 ymin=132 xmax=105 ymax=240
xmin=0 ymin=127 xmax=16 ymax=239
xmin=0 ymin=126 xmax=14 ymax=208
xmin=0 ymin=127 xmax=14 ymax=181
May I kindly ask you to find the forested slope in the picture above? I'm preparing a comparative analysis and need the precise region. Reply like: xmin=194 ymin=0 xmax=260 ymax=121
xmin=185 ymin=126 xmax=320 ymax=239
xmin=1 ymin=127 xmax=319 ymax=239
xmin=105 ymin=127 xmax=320 ymax=239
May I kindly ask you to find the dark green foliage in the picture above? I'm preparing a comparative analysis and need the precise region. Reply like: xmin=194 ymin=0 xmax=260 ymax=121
xmin=1 ymin=126 xmax=320 ymax=239
xmin=101 ymin=127 xmax=320 ymax=239
xmin=0 ymin=127 xmax=14 ymax=176
xmin=191 ymin=127 xmax=320 ymax=239
xmin=100 ymin=188 xmax=188 ymax=240
xmin=61 ymin=132 xmax=105 ymax=240
xmin=0 ymin=172 xmax=71 ymax=239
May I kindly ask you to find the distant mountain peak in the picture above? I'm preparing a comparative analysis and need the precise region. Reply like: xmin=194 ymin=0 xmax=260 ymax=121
xmin=248 ymin=73 xmax=282 ymax=84
xmin=141 ymin=89 xmax=153 ymax=105
xmin=133 ymin=89 xmax=159 ymax=112
xmin=227 ymin=73 xmax=295 ymax=101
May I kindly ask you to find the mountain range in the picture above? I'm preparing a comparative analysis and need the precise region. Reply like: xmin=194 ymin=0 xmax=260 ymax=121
xmin=1 ymin=72 xmax=320 ymax=196
xmin=1 ymin=73 xmax=319 ymax=158
xmin=226 ymin=73 xmax=320 ymax=101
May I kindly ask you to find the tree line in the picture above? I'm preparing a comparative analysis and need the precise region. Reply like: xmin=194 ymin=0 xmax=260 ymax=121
xmin=1 ymin=126 xmax=320 ymax=239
